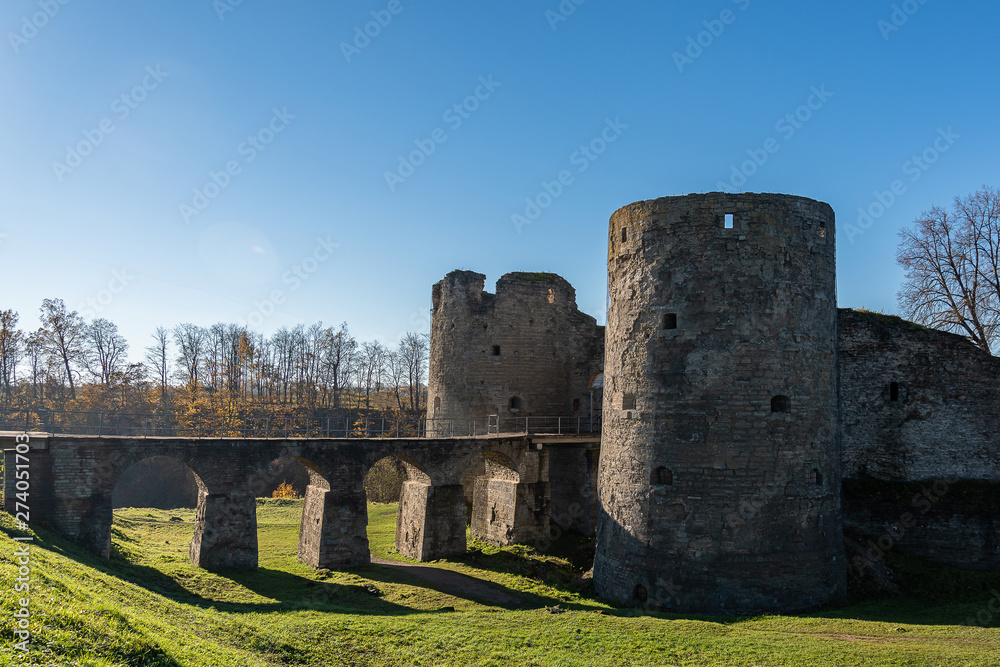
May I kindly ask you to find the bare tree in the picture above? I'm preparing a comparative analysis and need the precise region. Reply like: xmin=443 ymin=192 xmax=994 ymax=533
xmin=84 ymin=318 xmax=129 ymax=386
xmin=398 ymin=332 xmax=429 ymax=412
xmin=0 ymin=309 xmax=23 ymax=404
xmin=173 ymin=323 xmax=207 ymax=390
xmin=38 ymin=298 xmax=87 ymax=399
xmin=897 ymin=185 xmax=1000 ymax=353
xmin=320 ymin=323 xmax=356 ymax=409
xmin=145 ymin=326 xmax=171 ymax=403
xmin=385 ymin=348 xmax=407 ymax=412
xmin=24 ymin=331 xmax=45 ymax=402
xmin=360 ymin=341 xmax=387 ymax=409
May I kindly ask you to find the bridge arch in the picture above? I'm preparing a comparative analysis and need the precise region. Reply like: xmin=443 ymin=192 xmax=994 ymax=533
xmin=109 ymin=454 xmax=209 ymax=565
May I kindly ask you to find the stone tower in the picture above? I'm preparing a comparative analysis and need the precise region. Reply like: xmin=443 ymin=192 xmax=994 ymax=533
xmin=593 ymin=193 xmax=846 ymax=614
xmin=426 ymin=270 xmax=604 ymax=436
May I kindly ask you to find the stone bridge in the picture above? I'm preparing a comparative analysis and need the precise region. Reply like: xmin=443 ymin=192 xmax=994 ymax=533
xmin=1 ymin=432 xmax=599 ymax=570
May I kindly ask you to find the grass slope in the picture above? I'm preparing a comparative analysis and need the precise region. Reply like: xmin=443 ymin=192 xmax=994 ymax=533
xmin=0 ymin=500 xmax=998 ymax=666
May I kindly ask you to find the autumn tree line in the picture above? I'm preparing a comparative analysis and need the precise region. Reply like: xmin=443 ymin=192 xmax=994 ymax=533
xmin=0 ymin=298 xmax=429 ymax=434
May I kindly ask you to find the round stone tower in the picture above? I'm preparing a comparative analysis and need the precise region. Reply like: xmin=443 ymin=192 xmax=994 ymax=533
xmin=593 ymin=192 xmax=846 ymax=615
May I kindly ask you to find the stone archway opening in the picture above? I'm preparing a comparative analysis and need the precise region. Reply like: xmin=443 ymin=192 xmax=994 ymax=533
xmin=364 ymin=455 xmax=407 ymax=559
xmin=110 ymin=455 xmax=208 ymax=564
xmin=364 ymin=456 xmax=407 ymax=505
xmin=113 ymin=455 xmax=201 ymax=510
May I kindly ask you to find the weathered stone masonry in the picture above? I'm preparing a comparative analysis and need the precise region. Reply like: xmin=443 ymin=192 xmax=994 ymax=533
xmin=1 ymin=435 xmax=546 ymax=570
xmin=594 ymin=193 xmax=846 ymax=615
xmin=838 ymin=309 xmax=1000 ymax=570
xmin=431 ymin=196 xmax=1000 ymax=614
xmin=427 ymin=270 xmax=604 ymax=433
xmin=427 ymin=270 xmax=605 ymax=546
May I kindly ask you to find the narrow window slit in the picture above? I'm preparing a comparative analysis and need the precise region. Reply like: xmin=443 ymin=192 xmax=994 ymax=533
xmin=652 ymin=467 xmax=673 ymax=486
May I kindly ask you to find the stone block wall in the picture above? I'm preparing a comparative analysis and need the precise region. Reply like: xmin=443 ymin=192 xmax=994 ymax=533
xmin=594 ymin=193 xmax=846 ymax=615
xmin=1 ymin=435 xmax=544 ymax=572
xmin=426 ymin=271 xmax=604 ymax=435
xmin=838 ymin=309 xmax=1000 ymax=569
xmin=839 ymin=309 xmax=1000 ymax=481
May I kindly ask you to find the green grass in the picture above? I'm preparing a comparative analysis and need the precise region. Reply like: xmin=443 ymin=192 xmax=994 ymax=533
xmin=2 ymin=501 xmax=1000 ymax=666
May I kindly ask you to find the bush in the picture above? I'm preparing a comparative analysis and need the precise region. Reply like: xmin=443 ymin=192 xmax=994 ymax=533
xmin=272 ymin=481 xmax=299 ymax=499
xmin=364 ymin=458 xmax=406 ymax=503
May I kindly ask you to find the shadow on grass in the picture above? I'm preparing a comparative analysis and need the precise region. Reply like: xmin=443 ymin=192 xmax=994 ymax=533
xmin=19 ymin=517 xmax=1000 ymax=627
xmin=357 ymin=560 xmax=584 ymax=611
xmin=220 ymin=567 xmax=424 ymax=616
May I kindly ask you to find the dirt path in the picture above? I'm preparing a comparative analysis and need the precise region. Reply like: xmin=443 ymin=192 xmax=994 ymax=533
xmin=370 ymin=557 xmax=519 ymax=606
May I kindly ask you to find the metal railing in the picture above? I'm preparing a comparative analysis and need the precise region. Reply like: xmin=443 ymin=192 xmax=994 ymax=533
xmin=0 ymin=410 xmax=601 ymax=439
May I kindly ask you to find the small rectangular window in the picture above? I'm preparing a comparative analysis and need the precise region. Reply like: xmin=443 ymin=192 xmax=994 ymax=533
xmin=622 ymin=394 xmax=636 ymax=410
xmin=724 ymin=213 xmax=734 ymax=229
xmin=492 ymin=345 xmax=501 ymax=356
xmin=819 ymin=220 xmax=827 ymax=238
xmin=621 ymin=228 xmax=628 ymax=243
xmin=663 ymin=313 xmax=677 ymax=330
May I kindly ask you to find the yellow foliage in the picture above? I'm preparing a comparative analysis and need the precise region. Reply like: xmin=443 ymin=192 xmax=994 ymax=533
xmin=272 ymin=481 xmax=298 ymax=499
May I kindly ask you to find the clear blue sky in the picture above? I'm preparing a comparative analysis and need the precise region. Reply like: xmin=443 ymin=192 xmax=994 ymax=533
xmin=1 ymin=0 xmax=997 ymax=359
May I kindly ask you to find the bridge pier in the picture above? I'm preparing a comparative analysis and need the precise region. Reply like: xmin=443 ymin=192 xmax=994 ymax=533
xmin=396 ymin=481 xmax=466 ymax=561
xmin=189 ymin=490 xmax=258 ymax=570
xmin=298 ymin=478 xmax=370 ymax=568
xmin=471 ymin=450 xmax=549 ymax=546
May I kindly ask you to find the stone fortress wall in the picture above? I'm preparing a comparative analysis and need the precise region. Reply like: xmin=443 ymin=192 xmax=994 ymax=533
xmin=429 ymin=191 xmax=1000 ymax=614
xmin=426 ymin=270 xmax=605 ymax=434
xmin=426 ymin=270 xmax=605 ymax=542
xmin=839 ymin=309 xmax=1000 ymax=571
